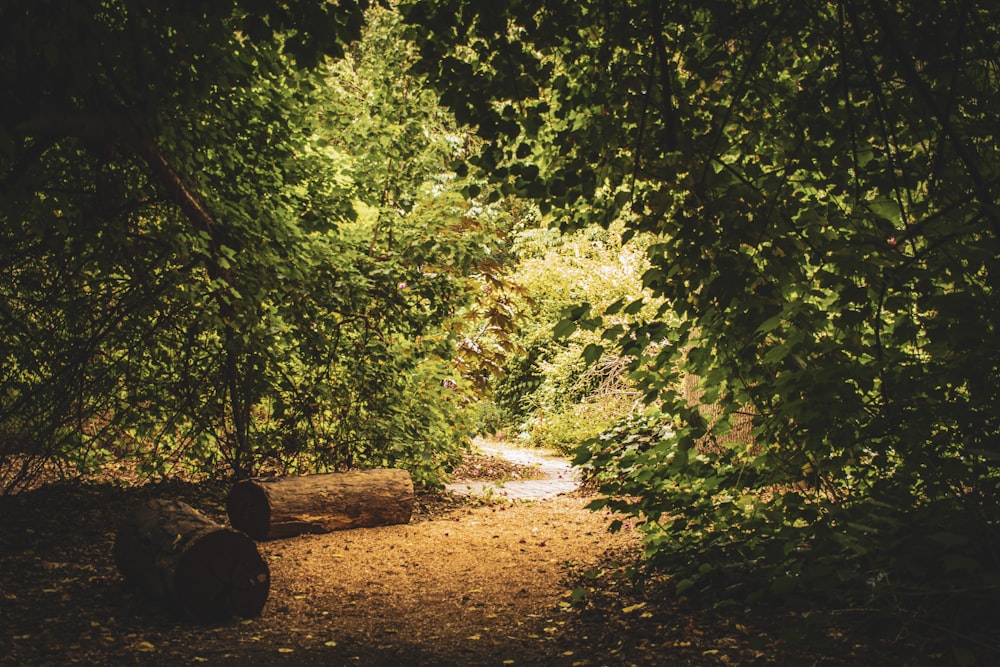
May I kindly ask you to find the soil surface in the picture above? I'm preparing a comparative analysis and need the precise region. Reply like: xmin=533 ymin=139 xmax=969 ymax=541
xmin=0 ymin=441 xmax=985 ymax=666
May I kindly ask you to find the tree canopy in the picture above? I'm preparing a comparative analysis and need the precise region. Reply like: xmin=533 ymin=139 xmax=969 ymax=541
xmin=401 ymin=0 xmax=1000 ymax=638
xmin=0 ymin=0 xmax=502 ymax=487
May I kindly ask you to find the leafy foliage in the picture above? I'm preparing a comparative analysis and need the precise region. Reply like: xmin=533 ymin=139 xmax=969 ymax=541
xmin=404 ymin=0 xmax=1000 ymax=639
xmin=487 ymin=223 xmax=657 ymax=451
xmin=0 ymin=2 xmax=494 ymax=489
xmin=4 ymin=0 xmax=1000 ymax=646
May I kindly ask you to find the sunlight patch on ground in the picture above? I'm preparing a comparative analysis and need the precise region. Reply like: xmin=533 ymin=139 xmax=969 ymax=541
xmin=445 ymin=439 xmax=580 ymax=501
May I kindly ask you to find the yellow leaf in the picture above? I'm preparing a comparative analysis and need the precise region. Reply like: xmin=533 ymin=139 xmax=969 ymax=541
xmin=467 ymin=634 xmax=481 ymax=641
xmin=277 ymin=647 xmax=294 ymax=653
xmin=323 ymin=641 xmax=338 ymax=647
xmin=135 ymin=641 xmax=156 ymax=652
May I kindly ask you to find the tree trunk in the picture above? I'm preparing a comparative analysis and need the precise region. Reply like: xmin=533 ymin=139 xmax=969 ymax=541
xmin=113 ymin=498 xmax=270 ymax=622
xmin=226 ymin=469 xmax=415 ymax=541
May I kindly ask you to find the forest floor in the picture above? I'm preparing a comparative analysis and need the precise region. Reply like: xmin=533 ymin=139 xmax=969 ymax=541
xmin=0 ymin=440 xmax=985 ymax=666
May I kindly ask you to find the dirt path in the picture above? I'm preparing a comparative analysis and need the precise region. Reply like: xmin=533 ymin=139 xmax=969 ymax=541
xmin=0 ymin=444 xmax=644 ymax=666
xmin=445 ymin=440 xmax=580 ymax=501
xmin=260 ymin=494 xmax=637 ymax=665
xmin=255 ymin=441 xmax=637 ymax=664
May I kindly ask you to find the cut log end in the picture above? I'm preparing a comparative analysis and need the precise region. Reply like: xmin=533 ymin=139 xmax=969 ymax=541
xmin=115 ymin=498 xmax=269 ymax=622
xmin=226 ymin=480 xmax=273 ymax=543
xmin=174 ymin=529 xmax=271 ymax=622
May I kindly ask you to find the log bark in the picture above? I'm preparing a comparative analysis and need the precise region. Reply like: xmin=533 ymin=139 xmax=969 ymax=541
xmin=226 ymin=468 xmax=415 ymax=541
xmin=113 ymin=498 xmax=270 ymax=622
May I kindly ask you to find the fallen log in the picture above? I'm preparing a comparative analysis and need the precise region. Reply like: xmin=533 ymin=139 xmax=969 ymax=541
xmin=226 ymin=468 xmax=414 ymax=541
xmin=113 ymin=498 xmax=270 ymax=622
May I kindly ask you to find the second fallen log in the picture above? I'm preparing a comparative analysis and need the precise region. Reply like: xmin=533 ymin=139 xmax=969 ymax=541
xmin=226 ymin=468 xmax=415 ymax=541
xmin=113 ymin=498 xmax=270 ymax=622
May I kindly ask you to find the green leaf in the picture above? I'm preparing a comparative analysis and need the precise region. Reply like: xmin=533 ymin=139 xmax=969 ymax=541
xmin=582 ymin=343 xmax=604 ymax=365
xmin=604 ymin=298 xmax=625 ymax=316
xmin=623 ymin=298 xmax=645 ymax=315
xmin=552 ymin=318 xmax=578 ymax=339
